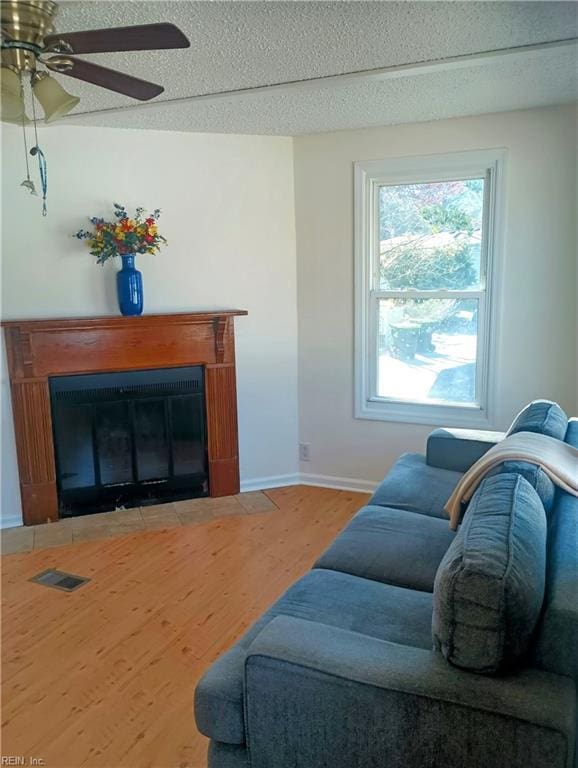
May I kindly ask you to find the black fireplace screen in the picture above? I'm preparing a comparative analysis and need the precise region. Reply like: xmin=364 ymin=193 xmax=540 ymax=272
xmin=49 ymin=366 xmax=208 ymax=517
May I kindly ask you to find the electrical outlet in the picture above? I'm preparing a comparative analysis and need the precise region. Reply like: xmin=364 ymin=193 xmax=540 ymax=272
xmin=299 ymin=442 xmax=311 ymax=462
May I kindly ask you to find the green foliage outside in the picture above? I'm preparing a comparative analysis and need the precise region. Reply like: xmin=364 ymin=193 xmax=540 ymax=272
xmin=383 ymin=242 xmax=477 ymax=291
xmin=379 ymin=179 xmax=483 ymax=292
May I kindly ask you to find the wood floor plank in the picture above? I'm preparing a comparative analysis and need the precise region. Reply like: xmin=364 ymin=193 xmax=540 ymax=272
xmin=1 ymin=486 xmax=368 ymax=768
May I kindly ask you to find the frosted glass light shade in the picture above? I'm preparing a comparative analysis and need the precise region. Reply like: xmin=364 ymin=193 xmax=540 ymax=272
xmin=1 ymin=67 xmax=26 ymax=122
xmin=1 ymin=112 xmax=31 ymax=125
xmin=32 ymin=73 xmax=79 ymax=123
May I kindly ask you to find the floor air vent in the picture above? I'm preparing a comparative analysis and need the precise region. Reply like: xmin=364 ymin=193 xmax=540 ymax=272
xmin=30 ymin=569 xmax=90 ymax=592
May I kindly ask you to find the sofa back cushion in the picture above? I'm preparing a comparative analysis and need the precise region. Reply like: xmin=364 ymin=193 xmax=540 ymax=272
xmin=531 ymin=419 xmax=578 ymax=683
xmin=487 ymin=461 xmax=555 ymax=515
xmin=507 ymin=400 xmax=567 ymax=441
xmin=563 ymin=416 xmax=578 ymax=446
xmin=433 ymin=473 xmax=547 ymax=674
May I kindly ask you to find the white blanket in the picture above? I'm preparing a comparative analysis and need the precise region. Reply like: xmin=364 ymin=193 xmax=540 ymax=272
xmin=444 ymin=431 xmax=578 ymax=530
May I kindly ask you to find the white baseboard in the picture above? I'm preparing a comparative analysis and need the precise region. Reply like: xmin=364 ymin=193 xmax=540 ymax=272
xmin=240 ymin=474 xmax=301 ymax=493
xmin=240 ymin=472 xmax=378 ymax=495
xmin=299 ymin=473 xmax=379 ymax=494
xmin=1 ymin=514 xmax=23 ymax=530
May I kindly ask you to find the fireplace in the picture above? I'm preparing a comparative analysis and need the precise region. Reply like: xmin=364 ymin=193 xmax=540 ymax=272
xmin=50 ymin=366 xmax=208 ymax=517
xmin=3 ymin=310 xmax=247 ymax=525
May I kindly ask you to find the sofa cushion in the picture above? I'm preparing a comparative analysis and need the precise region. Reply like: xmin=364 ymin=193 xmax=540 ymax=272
xmin=488 ymin=461 xmax=556 ymax=515
xmin=433 ymin=473 xmax=547 ymax=674
xmin=532 ymin=490 xmax=578 ymax=683
xmin=507 ymin=400 xmax=568 ymax=441
xmin=208 ymin=742 xmax=248 ymax=768
xmin=564 ymin=417 xmax=578 ymax=448
xmin=314 ymin=505 xmax=455 ymax=592
xmin=369 ymin=452 xmax=462 ymax=519
xmin=195 ymin=569 xmax=433 ymax=745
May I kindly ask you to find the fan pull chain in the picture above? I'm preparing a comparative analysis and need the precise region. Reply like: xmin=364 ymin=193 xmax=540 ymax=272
xmin=30 ymin=81 xmax=48 ymax=216
xmin=19 ymin=79 xmax=37 ymax=197
xmin=33 ymin=147 xmax=48 ymax=217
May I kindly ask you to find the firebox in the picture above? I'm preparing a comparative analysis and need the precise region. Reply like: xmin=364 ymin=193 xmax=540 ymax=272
xmin=49 ymin=366 xmax=208 ymax=517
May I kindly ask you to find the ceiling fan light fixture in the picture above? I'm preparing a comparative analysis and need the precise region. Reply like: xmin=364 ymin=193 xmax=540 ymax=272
xmin=1 ymin=66 xmax=27 ymax=121
xmin=1 ymin=111 xmax=31 ymax=125
xmin=32 ymin=71 xmax=79 ymax=122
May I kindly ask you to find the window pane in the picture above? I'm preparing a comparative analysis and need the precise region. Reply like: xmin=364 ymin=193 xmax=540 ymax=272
xmin=378 ymin=179 xmax=484 ymax=291
xmin=95 ymin=401 xmax=133 ymax=486
xmin=134 ymin=399 xmax=169 ymax=481
xmin=53 ymin=403 xmax=95 ymax=490
xmin=170 ymin=395 xmax=206 ymax=476
xmin=377 ymin=298 xmax=479 ymax=404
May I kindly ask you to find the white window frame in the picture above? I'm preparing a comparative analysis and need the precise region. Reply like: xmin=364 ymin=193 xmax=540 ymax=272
xmin=354 ymin=149 xmax=505 ymax=428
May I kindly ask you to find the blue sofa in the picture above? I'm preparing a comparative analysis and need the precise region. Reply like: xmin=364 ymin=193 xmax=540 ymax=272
xmin=195 ymin=403 xmax=578 ymax=768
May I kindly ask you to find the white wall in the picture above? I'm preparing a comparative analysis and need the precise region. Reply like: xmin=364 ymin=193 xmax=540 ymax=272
xmin=294 ymin=105 xmax=577 ymax=485
xmin=2 ymin=105 xmax=576 ymax=525
xmin=0 ymin=125 xmax=298 ymax=526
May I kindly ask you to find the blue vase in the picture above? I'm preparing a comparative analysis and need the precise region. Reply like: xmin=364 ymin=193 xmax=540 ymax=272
xmin=116 ymin=254 xmax=143 ymax=316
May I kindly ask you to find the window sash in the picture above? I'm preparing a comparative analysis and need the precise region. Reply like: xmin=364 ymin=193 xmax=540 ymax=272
xmin=371 ymin=171 xmax=491 ymax=294
xmin=372 ymin=289 xmax=485 ymax=300
xmin=367 ymin=293 xmax=488 ymax=409
xmin=354 ymin=149 xmax=504 ymax=427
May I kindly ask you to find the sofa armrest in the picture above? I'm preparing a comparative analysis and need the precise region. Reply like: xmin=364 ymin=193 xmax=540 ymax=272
xmin=245 ymin=616 xmax=576 ymax=768
xmin=426 ymin=427 xmax=506 ymax=472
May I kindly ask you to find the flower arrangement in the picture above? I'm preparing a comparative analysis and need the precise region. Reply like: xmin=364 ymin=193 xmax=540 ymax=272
xmin=75 ymin=203 xmax=167 ymax=265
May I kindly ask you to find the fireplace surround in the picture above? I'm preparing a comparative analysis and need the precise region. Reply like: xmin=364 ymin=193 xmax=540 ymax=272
xmin=2 ymin=310 xmax=247 ymax=525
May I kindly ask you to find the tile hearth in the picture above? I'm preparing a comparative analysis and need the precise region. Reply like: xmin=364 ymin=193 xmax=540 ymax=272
xmin=0 ymin=491 xmax=278 ymax=555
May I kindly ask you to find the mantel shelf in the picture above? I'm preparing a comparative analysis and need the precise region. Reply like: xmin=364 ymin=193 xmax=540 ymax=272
xmin=1 ymin=309 xmax=248 ymax=331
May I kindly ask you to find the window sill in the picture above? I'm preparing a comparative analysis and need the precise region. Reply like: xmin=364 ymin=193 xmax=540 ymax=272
xmin=355 ymin=397 xmax=492 ymax=428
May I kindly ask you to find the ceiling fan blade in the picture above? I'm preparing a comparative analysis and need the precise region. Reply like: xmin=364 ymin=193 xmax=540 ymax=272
xmin=43 ymin=23 xmax=190 ymax=55
xmin=46 ymin=57 xmax=164 ymax=101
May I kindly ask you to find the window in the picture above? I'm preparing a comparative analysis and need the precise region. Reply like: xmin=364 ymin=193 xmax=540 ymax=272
xmin=354 ymin=150 xmax=504 ymax=426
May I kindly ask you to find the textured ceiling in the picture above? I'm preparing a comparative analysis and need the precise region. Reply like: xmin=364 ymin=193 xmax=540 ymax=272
xmin=47 ymin=1 xmax=578 ymax=134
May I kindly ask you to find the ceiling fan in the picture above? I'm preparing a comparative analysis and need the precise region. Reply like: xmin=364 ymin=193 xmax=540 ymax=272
xmin=1 ymin=0 xmax=190 ymax=123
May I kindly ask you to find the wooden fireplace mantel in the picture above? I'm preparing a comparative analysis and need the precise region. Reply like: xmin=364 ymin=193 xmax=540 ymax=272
xmin=2 ymin=310 xmax=248 ymax=525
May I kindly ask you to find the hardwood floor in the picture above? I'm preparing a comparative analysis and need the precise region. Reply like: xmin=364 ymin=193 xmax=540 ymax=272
xmin=1 ymin=486 xmax=368 ymax=768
